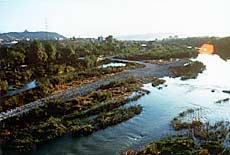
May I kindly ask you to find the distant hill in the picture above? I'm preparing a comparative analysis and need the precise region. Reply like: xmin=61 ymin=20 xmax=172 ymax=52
xmin=0 ymin=31 xmax=67 ymax=41
xmin=115 ymin=33 xmax=178 ymax=41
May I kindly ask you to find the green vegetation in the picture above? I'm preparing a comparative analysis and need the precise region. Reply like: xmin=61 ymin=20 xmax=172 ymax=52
xmin=2 ymin=36 xmax=222 ymax=154
xmin=117 ymin=41 xmax=197 ymax=61
xmin=0 ymin=77 xmax=149 ymax=152
xmin=0 ymin=37 xmax=198 ymax=85
xmin=0 ymin=38 xmax=146 ymax=112
xmin=124 ymin=136 xmax=226 ymax=155
xmin=162 ymin=36 xmax=230 ymax=60
xmin=170 ymin=61 xmax=206 ymax=80
xmin=118 ymin=50 xmax=197 ymax=61
xmin=0 ymin=40 xmax=102 ymax=85
xmin=170 ymin=109 xmax=228 ymax=154
xmin=136 ymin=136 xmax=194 ymax=155
xmin=171 ymin=109 xmax=228 ymax=140
xmin=123 ymin=108 xmax=228 ymax=155
xmin=71 ymin=105 xmax=142 ymax=136
xmin=0 ymin=80 xmax=8 ymax=95
xmin=94 ymin=105 xmax=142 ymax=129
xmin=0 ymin=65 xmax=142 ymax=112
xmin=1 ymin=36 xmax=229 ymax=91
xmin=213 ymin=37 xmax=230 ymax=60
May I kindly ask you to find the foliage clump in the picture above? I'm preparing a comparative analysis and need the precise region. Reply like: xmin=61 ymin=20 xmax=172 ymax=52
xmin=170 ymin=61 xmax=206 ymax=80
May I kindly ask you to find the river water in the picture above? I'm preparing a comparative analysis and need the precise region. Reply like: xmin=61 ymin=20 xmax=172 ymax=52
xmin=0 ymin=80 xmax=36 ymax=99
xmin=100 ymin=62 xmax=126 ymax=68
xmin=5 ymin=54 xmax=230 ymax=155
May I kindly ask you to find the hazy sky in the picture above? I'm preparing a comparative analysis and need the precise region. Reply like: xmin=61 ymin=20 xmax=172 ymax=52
xmin=0 ymin=0 xmax=229 ymax=37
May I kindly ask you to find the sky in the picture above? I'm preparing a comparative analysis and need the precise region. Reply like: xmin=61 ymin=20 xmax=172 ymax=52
xmin=0 ymin=0 xmax=230 ymax=38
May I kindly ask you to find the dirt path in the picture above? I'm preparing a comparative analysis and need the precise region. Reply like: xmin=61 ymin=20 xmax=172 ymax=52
xmin=0 ymin=59 xmax=186 ymax=122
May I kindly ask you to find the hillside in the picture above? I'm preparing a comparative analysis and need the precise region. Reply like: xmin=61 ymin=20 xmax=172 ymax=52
xmin=0 ymin=31 xmax=67 ymax=40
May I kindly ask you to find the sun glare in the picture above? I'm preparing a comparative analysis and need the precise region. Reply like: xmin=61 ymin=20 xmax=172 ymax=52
xmin=199 ymin=44 xmax=214 ymax=54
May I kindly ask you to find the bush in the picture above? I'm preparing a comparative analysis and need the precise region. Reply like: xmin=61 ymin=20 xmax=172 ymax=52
xmin=170 ymin=61 xmax=206 ymax=80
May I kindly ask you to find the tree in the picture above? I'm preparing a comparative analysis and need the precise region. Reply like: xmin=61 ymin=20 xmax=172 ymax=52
xmin=104 ymin=35 xmax=117 ymax=55
xmin=44 ymin=42 xmax=57 ymax=63
xmin=84 ymin=55 xmax=97 ymax=68
xmin=0 ymin=46 xmax=9 ymax=59
xmin=7 ymin=50 xmax=25 ymax=66
xmin=105 ymin=35 xmax=113 ymax=44
xmin=26 ymin=40 xmax=47 ymax=65
xmin=71 ymin=36 xmax=76 ymax=41
xmin=60 ymin=45 xmax=75 ymax=60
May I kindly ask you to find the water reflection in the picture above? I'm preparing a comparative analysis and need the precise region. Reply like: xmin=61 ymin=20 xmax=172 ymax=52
xmin=191 ymin=54 xmax=230 ymax=90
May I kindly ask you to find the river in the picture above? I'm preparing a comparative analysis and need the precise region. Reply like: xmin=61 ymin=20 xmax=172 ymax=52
xmin=3 ymin=54 xmax=230 ymax=155
xmin=0 ymin=80 xmax=37 ymax=99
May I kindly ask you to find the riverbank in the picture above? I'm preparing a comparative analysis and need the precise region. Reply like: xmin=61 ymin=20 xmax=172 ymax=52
xmin=0 ymin=75 xmax=165 ymax=152
xmin=0 ymin=59 xmax=186 ymax=122
xmin=1 ymin=56 xmax=209 ymax=154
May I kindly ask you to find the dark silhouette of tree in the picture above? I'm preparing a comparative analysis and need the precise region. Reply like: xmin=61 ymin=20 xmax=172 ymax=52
xmin=213 ymin=37 xmax=230 ymax=60
xmin=105 ymin=35 xmax=113 ymax=44
xmin=0 ymin=46 xmax=9 ymax=59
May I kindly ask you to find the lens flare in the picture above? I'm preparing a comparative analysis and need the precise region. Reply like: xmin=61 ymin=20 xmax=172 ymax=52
xmin=198 ymin=44 xmax=214 ymax=55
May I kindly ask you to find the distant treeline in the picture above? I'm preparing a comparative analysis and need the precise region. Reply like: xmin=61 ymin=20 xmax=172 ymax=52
xmin=162 ymin=36 xmax=230 ymax=60
xmin=1 ymin=35 xmax=229 ymax=87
